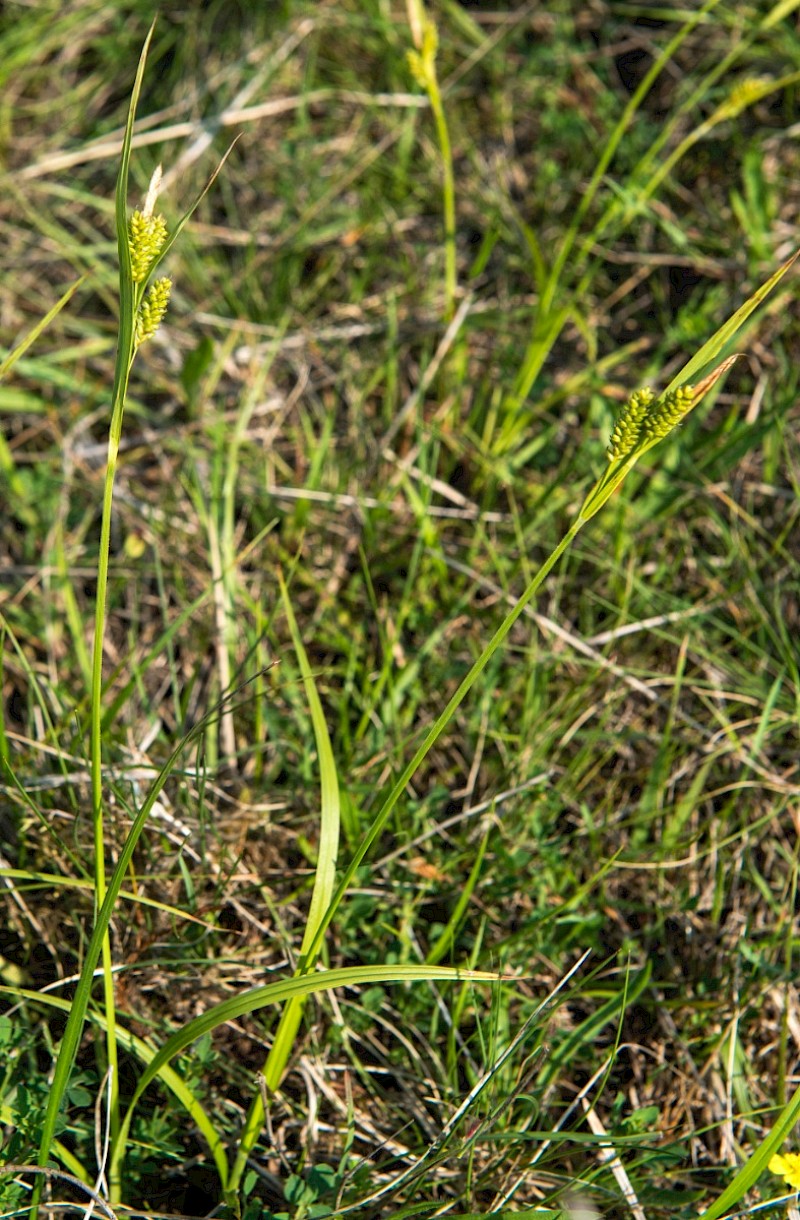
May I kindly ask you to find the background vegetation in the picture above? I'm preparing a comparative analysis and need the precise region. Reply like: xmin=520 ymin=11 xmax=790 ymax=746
xmin=1 ymin=1 xmax=800 ymax=1218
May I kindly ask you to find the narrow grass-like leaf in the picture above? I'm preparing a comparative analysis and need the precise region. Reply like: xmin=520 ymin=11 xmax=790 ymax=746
xmin=111 ymin=25 xmax=150 ymax=390
xmin=146 ymin=136 xmax=240 ymax=279
xmin=662 ymin=248 xmax=800 ymax=396
xmin=34 ymin=676 xmax=227 ymax=1194
xmin=0 ymin=276 xmax=85 ymax=382
xmin=0 ymin=867 xmax=214 ymax=927
xmin=113 ymin=961 xmax=505 ymax=1190
xmin=697 ymin=1080 xmax=800 ymax=1220
xmin=3 ymin=986 xmax=228 ymax=1190
xmin=226 ymin=571 xmax=343 ymax=1197
xmin=268 ymin=575 xmax=341 ymax=1040
xmin=425 ymin=828 xmax=488 ymax=966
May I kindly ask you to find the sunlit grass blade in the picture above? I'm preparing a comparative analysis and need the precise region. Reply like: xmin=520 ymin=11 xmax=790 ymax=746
xmin=225 ymin=570 xmax=343 ymax=1198
xmin=145 ymin=136 xmax=240 ymax=279
xmin=697 ymin=1081 xmax=800 ymax=1220
xmin=662 ymin=247 xmax=800 ymax=395
xmin=3 ymin=986 xmax=228 ymax=1191
xmin=112 ymin=961 xmax=507 ymax=1192
xmin=272 ymin=572 xmax=341 ymax=1028
xmin=0 ymin=276 xmax=85 ymax=382
xmin=0 ymin=866 xmax=215 ymax=927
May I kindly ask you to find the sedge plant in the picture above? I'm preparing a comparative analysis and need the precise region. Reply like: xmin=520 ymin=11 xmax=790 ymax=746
xmin=30 ymin=22 xmax=230 ymax=1211
xmin=24 ymin=31 xmax=508 ymax=1215
xmin=11 ymin=25 xmax=800 ymax=1220
xmin=87 ymin=163 xmax=172 ymax=1200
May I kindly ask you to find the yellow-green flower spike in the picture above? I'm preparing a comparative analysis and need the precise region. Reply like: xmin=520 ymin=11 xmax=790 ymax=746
xmin=641 ymin=384 xmax=695 ymax=440
xmin=710 ymin=77 xmax=769 ymax=124
xmin=134 ymin=277 xmax=171 ymax=347
xmin=128 ymin=209 xmax=168 ymax=283
xmin=406 ymin=8 xmax=438 ymax=87
xmin=607 ymin=387 xmax=654 ymax=461
xmin=580 ymin=354 xmax=742 ymax=525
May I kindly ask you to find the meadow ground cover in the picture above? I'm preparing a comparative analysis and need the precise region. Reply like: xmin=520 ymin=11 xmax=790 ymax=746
xmin=2 ymin=3 xmax=800 ymax=1218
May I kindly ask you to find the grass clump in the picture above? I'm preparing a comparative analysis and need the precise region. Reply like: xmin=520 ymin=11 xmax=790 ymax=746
xmin=2 ymin=4 xmax=800 ymax=1220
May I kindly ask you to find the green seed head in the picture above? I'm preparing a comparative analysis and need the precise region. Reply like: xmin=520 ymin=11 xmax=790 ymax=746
xmin=641 ymin=385 xmax=695 ymax=440
xmin=128 ymin=210 xmax=168 ymax=283
xmin=607 ymin=387 xmax=655 ymax=461
xmin=134 ymin=277 xmax=172 ymax=347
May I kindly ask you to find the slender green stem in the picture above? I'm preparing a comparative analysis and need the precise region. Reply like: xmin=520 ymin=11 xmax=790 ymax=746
xmin=427 ymin=73 xmax=457 ymax=320
xmin=88 ymin=362 xmax=133 ymax=1203
xmin=33 ymin=353 xmax=135 ymax=1219
xmin=85 ymin=160 xmax=139 ymax=1204
xmin=309 ymin=515 xmax=584 ymax=961
xmin=408 ymin=8 xmax=457 ymax=322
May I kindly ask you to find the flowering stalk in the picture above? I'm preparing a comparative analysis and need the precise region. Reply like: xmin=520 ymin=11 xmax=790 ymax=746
xmin=33 ymin=27 xmax=238 ymax=1211
xmin=406 ymin=0 xmax=457 ymax=321
xmin=86 ymin=166 xmax=170 ymax=1205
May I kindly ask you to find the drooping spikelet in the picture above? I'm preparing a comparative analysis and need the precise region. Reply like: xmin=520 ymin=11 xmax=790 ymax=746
xmin=606 ymin=387 xmax=655 ymax=461
xmin=134 ymin=277 xmax=172 ymax=346
xmin=640 ymin=385 xmax=695 ymax=440
xmin=128 ymin=210 xmax=168 ymax=283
